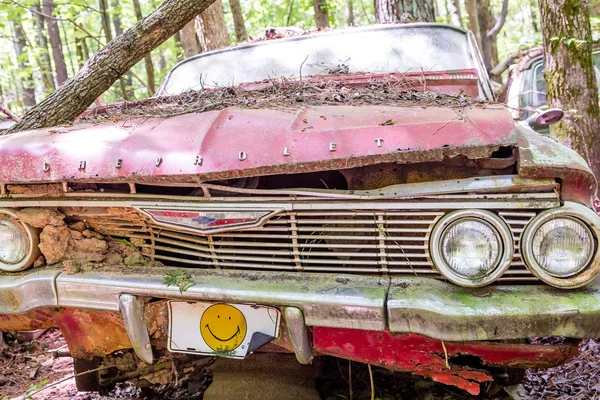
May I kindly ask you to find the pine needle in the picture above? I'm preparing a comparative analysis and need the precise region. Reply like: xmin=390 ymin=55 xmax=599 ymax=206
xmin=367 ymin=364 xmax=374 ymax=400
xmin=441 ymin=340 xmax=450 ymax=369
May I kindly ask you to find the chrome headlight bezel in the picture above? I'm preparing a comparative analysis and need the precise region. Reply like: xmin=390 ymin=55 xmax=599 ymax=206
xmin=522 ymin=202 xmax=600 ymax=289
xmin=430 ymin=209 xmax=513 ymax=287
xmin=0 ymin=209 xmax=39 ymax=272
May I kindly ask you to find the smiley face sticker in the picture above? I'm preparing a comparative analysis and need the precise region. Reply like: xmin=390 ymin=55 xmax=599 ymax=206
xmin=200 ymin=304 xmax=248 ymax=352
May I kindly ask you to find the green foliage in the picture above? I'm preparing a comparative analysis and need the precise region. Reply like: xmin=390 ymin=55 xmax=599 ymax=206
xmin=163 ymin=268 xmax=195 ymax=293
xmin=24 ymin=378 xmax=48 ymax=399
xmin=1 ymin=0 xmax=596 ymax=116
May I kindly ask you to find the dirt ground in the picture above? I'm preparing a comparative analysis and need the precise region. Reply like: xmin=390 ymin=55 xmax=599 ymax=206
xmin=0 ymin=329 xmax=596 ymax=400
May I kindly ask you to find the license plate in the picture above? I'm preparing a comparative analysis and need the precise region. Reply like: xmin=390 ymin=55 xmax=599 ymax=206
xmin=167 ymin=301 xmax=281 ymax=359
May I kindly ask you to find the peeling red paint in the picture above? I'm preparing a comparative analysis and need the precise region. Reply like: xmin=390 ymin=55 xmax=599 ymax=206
xmin=0 ymin=105 xmax=516 ymax=185
xmin=51 ymin=308 xmax=132 ymax=359
xmin=313 ymin=327 xmax=578 ymax=395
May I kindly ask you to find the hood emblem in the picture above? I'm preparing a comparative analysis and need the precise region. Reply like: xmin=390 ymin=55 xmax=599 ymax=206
xmin=135 ymin=206 xmax=281 ymax=234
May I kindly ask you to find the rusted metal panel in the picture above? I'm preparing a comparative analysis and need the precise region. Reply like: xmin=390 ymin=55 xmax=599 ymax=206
xmin=51 ymin=308 xmax=132 ymax=360
xmin=0 ymin=307 xmax=56 ymax=331
xmin=517 ymin=127 xmax=597 ymax=207
xmin=0 ymin=105 xmax=516 ymax=185
xmin=312 ymin=327 xmax=577 ymax=395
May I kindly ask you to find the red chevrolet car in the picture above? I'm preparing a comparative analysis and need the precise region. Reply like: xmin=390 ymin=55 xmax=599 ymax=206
xmin=0 ymin=24 xmax=598 ymax=396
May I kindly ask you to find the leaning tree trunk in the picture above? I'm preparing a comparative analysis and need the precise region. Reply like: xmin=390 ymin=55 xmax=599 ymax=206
xmin=11 ymin=20 xmax=37 ymax=109
xmin=42 ymin=0 xmax=68 ymax=85
xmin=132 ymin=0 xmax=156 ymax=95
xmin=374 ymin=0 xmax=435 ymax=23
xmin=98 ymin=0 xmax=129 ymax=99
xmin=6 ymin=0 xmax=217 ymax=134
xmin=32 ymin=1 xmax=56 ymax=92
xmin=111 ymin=0 xmax=134 ymax=98
xmin=313 ymin=0 xmax=330 ymax=28
xmin=539 ymin=0 xmax=600 ymax=194
xmin=196 ymin=0 xmax=231 ymax=52
xmin=229 ymin=0 xmax=248 ymax=42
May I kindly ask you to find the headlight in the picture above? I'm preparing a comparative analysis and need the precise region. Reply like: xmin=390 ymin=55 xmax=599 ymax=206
xmin=531 ymin=217 xmax=593 ymax=277
xmin=0 ymin=210 xmax=39 ymax=272
xmin=0 ymin=220 xmax=29 ymax=264
xmin=430 ymin=210 xmax=513 ymax=287
xmin=522 ymin=202 xmax=600 ymax=288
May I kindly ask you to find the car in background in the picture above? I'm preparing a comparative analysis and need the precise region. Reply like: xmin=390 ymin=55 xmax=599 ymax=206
xmin=0 ymin=24 xmax=598 ymax=397
xmin=502 ymin=46 xmax=600 ymax=132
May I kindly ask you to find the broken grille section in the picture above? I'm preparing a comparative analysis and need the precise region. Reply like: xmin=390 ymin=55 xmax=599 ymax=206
xmin=87 ymin=206 xmax=539 ymax=281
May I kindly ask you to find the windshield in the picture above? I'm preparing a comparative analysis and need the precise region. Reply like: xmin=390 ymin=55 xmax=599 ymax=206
xmin=159 ymin=24 xmax=479 ymax=95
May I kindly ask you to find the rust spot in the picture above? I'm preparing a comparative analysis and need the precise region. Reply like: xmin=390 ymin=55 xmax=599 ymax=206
xmin=51 ymin=308 xmax=132 ymax=360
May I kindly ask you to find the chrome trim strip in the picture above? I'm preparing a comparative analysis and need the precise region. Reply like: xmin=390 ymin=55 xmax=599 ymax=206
xmin=0 ymin=269 xmax=59 ymax=313
xmin=4 ymin=267 xmax=600 ymax=340
xmin=387 ymin=276 xmax=600 ymax=340
xmin=55 ymin=268 xmax=388 ymax=331
xmin=284 ymin=307 xmax=313 ymax=365
xmin=119 ymin=294 xmax=153 ymax=364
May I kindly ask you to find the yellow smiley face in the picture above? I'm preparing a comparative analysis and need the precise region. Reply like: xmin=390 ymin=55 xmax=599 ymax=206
xmin=200 ymin=304 xmax=247 ymax=352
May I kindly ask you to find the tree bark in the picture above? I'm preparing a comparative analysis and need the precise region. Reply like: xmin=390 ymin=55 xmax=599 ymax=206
xmin=374 ymin=0 xmax=435 ymax=23
xmin=132 ymin=0 xmax=156 ymax=95
xmin=31 ymin=1 xmax=56 ymax=91
xmin=98 ymin=0 xmax=128 ymax=99
xmin=11 ymin=19 xmax=37 ymax=109
xmin=112 ymin=0 xmax=135 ymax=98
xmin=539 ymin=0 xmax=600 ymax=194
xmin=346 ymin=0 xmax=355 ymax=26
xmin=448 ymin=0 xmax=462 ymax=27
xmin=196 ymin=0 xmax=231 ymax=52
xmin=7 ymin=0 xmax=218 ymax=134
xmin=465 ymin=0 xmax=481 ymax=48
xmin=180 ymin=20 xmax=201 ymax=57
xmin=229 ymin=0 xmax=248 ymax=42
xmin=42 ymin=0 xmax=68 ymax=85
xmin=313 ymin=0 xmax=330 ymax=28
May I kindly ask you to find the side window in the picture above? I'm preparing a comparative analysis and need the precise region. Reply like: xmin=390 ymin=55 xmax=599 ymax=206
xmin=532 ymin=63 xmax=547 ymax=107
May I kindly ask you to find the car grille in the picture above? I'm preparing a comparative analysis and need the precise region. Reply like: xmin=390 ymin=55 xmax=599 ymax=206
xmin=85 ymin=201 xmax=549 ymax=283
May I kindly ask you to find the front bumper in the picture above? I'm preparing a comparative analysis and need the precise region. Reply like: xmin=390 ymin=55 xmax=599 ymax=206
xmin=2 ymin=265 xmax=600 ymax=341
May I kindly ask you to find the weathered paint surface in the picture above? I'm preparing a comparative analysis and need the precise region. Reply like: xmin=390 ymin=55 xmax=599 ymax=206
xmin=517 ymin=127 xmax=597 ymax=206
xmin=0 ymin=307 xmax=56 ymax=331
xmin=312 ymin=327 xmax=578 ymax=395
xmin=51 ymin=308 xmax=132 ymax=359
xmin=0 ymin=105 xmax=516 ymax=184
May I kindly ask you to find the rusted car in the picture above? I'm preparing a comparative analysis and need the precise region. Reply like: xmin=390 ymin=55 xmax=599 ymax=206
xmin=502 ymin=46 xmax=600 ymax=131
xmin=1 ymin=24 xmax=599 ymax=396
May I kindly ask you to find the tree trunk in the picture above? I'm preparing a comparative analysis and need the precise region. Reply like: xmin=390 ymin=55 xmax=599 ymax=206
xmin=132 ymin=0 xmax=156 ymax=95
xmin=529 ymin=0 xmax=539 ymax=33
xmin=539 ymin=0 xmax=600 ymax=194
xmin=112 ymin=0 xmax=135 ymax=98
xmin=42 ymin=0 xmax=68 ymax=85
xmin=313 ymin=0 xmax=330 ymax=28
xmin=196 ymin=0 xmax=231 ymax=52
xmin=32 ymin=1 xmax=56 ymax=91
xmin=465 ymin=0 xmax=481 ymax=48
xmin=346 ymin=0 xmax=355 ymax=25
xmin=11 ymin=20 xmax=37 ymax=109
xmin=180 ymin=20 xmax=201 ymax=57
xmin=229 ymin=0 xmax=248 ymax=42
xmin=7 ymin=0 xmax=218 ymax=134
xmin=448 ymin=0 xmax=462 ymax=27
xmin=98 ymin=0 xmax=128 ymax=99
xmin=374 ymin=0 xmax=436 ymax=23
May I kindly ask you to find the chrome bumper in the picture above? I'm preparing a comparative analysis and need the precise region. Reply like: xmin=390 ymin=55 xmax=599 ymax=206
xmin=2 ymin=266 xmax=600 ymax=342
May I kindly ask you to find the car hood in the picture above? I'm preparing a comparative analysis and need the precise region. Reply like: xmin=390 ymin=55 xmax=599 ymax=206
xmin=0 ymin=104 xmax=518 ymax=184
